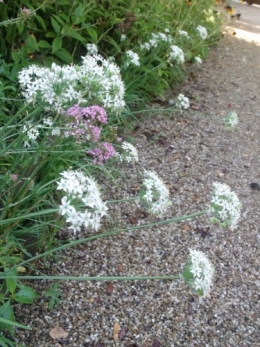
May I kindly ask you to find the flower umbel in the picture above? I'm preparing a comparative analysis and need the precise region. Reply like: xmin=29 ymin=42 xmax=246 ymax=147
xmin=209 ymin=182 xmax=241 ymax=230
xmin=57 ymin=169 xmax=108 ymax=234
xmin=225 ymin=111 xmax=238 ymax=130
xmin=116 ymin=142 xmax=139 ymax=163
xmin=176 ymin=94 xmax=190 ymax=110
xmin=196 ymin=25 xmax=208 ymax=40
xmin=182 ymin=249 xmax=214 ymax=298
xmin=168 ymin=45 xmax=185 ymax=65
xmin=140 ymin=170 xmax=171 ymax=216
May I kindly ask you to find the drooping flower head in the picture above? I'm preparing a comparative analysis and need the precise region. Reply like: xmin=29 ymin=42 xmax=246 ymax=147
xmin=57 ymin=169 xmax=108 ymax=234
xmin=194 ymin=56 xmax=202 ymax=64
xmin=168 ymin=45 xmax=185 ymax=65
xmin=116 ymin=142 xmax=139 ymax=163
xmin=196 ymin=25 xmax=208 ymax=40
xmin=139 ymin=170 xmax=171 ymax=216
xmin=209 ymin=182 xmax=241 ymax=230
xmin=225 ymin=111 xmax=238 ymax=130
xmin=182 ymin=249 xmax=214 ymax=298
xmin=125 ymin=50 xmax=140 ymax=67
xmin=176 ymin=93 xmax=190 ymax=110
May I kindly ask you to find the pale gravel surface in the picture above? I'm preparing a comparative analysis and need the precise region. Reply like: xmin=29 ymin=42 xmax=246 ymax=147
xmin=15 ymin=10 xmax=260 ymax=347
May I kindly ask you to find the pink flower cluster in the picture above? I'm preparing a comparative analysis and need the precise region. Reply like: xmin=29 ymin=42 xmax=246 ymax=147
xmin=64 ymin=105 xmax=107 ymax=143
xmin=87 ymin=142 xmax=116 ymax=165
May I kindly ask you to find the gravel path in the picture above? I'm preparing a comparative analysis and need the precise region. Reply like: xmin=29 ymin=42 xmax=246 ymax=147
xmin=15 ymin=5 xmax=260 ymax=347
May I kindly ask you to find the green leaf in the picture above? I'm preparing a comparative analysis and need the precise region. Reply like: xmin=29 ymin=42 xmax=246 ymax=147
xmin=54 ymin=48 xmax=73 ymax=63
xmin=44 ymin=282 xmax=62 ymax=309
xmin=0 ymin=301 xmax=15 ymax=335
xmin=35 ymin=15 xmax=46 ymax=31
xmin=45 ymin=32 xmax=56 ymax=38
xmin=52 ymin=14 xmax=66 ymax=26
xmin=65 ymin=29 xmax=85 ymax=43
xmin=86 ymin=27 xmax=98 ymax=42
xmin=38 ymin=40 xmax=50 ymax=48
xmin=0 ymin=317 xmax=31 ymax=330
xmin=52 ymin=37 xmax=63 ymax=53
xmin=25 ymin=35 xmax=39 ymax=52
xmin=4 ymin=268 xmax=16 ymax=295
xmin=51 ymin=17 xmax=61 ymax=34
xmin=13 ymin=286 xmax=39 ymax=304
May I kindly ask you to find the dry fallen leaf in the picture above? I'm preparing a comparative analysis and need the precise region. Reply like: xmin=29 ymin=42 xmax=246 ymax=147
xmin=49 ymin=326 xmax=68 ymax=340
xmin=180 ymin=223 xmax=190 ymax=231
xmin=113 ymin=322 xmax=120 ymax=340
xmin=106 ymin=282 xmax=114 ymax=295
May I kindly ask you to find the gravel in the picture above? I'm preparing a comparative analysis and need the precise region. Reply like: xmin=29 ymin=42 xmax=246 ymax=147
xmin=14 ymin=17 xmax=260 ymax=347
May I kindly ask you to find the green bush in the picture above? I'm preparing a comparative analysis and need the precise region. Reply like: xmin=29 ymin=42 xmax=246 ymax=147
xmin=0 ymin=0 xmax=223 ymax=103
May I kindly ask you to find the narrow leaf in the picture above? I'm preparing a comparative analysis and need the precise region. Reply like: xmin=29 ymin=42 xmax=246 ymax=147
xmin=4 ymin=268 xmax=17 ymax=295
xmin=51 ymin=17 xmax=61 ymax=34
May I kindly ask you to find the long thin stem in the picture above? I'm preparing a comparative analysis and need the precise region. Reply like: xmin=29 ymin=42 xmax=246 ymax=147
xmin=1 ymin=275 xmax=182 ymax=281
xmin=8 ymin=210 xmax=207 ymax=273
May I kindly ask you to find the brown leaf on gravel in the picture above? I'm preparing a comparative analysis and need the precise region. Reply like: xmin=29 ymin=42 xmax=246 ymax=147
xmin=180 ymin=223 xmax=191 ymax=231
xmin=113 ymin=322 xmax=120 ymax=340
xmin=117 ymin=263 xmax=123 ymax=272
xmin=49 ymin=326 xmax=68 ymax=340
xmin=106 ymin=282 xmax=114 ymax=295
xmin=129 ymin=216 xmax=138 ymax=225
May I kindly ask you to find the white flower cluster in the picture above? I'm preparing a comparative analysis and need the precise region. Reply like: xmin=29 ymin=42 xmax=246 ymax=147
xmin=194 ymin=56 xmax=202 ymax=64
xmin=196 ymin=25 xmax=208 ymax=40
xmin=125 ymin=50 xmax=140 ymax=66
xmin=210 ymin=182 xmax=241 ymax=230
xmin=139 ymin=32 xmax=173 ymax=51
xmin=22 ymin=118 xmax=60 ymax=147
xmin=179 ymin=30 xmax=189 ymax=38
xmin=57 ymin=170 xmax=108 ymax=234
xmin=176 ymin=94 xmax=190 ymax=109
xmin=116 ymin=141 xmax=139 ymax=163
xmin=225 ymin=111 xmax=238 ymax=130
xmin=168 ymin=45 xmax=185 ymax=65
xmin=18 ymin=52 xmax=125 ymax=114
xmin=182 ymin=249 xmax=214 ymax=298
xmin=140 ymin=170 xmax=171 ymax=216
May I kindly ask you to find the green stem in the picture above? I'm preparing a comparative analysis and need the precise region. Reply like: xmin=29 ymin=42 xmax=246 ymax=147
xmin=9 ymin=210 xmax=207 ymax=272
xmin=1 ymin=275 xmax=182 ymax=281
xmin=107 ymin=197 xmax=137 ymax=204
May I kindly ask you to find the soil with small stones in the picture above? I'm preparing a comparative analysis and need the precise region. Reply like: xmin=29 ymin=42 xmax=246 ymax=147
xmin=14 ymin=7 xmax=260 ymax=347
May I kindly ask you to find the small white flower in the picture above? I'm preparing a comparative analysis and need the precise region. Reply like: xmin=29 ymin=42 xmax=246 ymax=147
xmin=176 ymin=94 xmax=190 ymax=110
xmin=59 ymin=196 xmax=75 ymax=216
xmin=194 ymin=56 xmax=202 ymax=64
xmin=196 ymin=25 xmax=208 ymax=40
xmin=43 ymin=117 xmax=53 ymax=126
xmin=182 ymin=249 xmax=214 ymax=298
xmin=51 ymin=127 xmax=61 ymax=136
xmin=27 ymin=128 xmax=39 ymax=140
xmin=121 ymin=34 xmax=126 ymax=41
xmin=86 ymin=43 xmax=98 ymax=55
xmin=179 ymin=30 xmax=189 ymax=38
xmin=140 ymin=170 xmax=171 ymax=216
xmin=209 ymin=182 xmax=241 ymax=230
xmin=225 ymin=111 xmax=238 ymax=130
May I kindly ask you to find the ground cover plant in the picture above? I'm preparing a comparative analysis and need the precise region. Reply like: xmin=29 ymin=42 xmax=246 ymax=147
xmin=0 ymin=0 xmax=233 ymax=344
